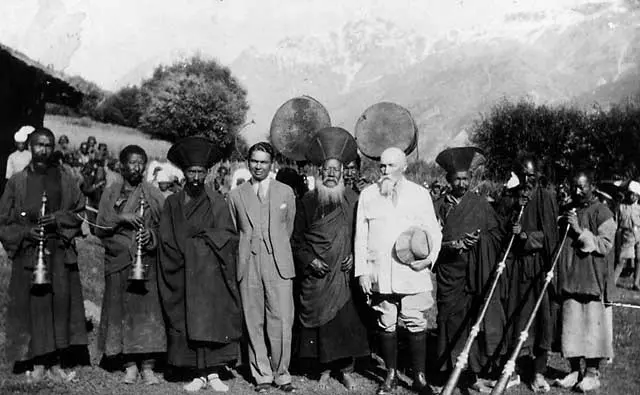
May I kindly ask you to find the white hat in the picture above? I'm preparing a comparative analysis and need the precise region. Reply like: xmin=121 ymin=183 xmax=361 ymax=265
xmin=231 ymin=168 xmax=252 ymax=190
xmin=505 ymin=171 xmax=521 ymax=190
xmin=156 ymin=169 xmax=171 ymax=183
xmin=629 ymin=180 xmax=640 ymax=195
xmin=14 ymin=125 xmax=35 ymax=143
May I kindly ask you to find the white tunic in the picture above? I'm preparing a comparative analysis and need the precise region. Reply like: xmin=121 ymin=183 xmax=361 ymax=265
xmin=354 ymin=177 xmax=442 ymax=294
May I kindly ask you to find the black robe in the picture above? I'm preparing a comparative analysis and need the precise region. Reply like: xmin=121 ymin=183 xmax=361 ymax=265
xmin=434 ymin=192 xmax=505 ymax=374
xmin=0 ymin=166 xmax=87 ymax=365
xmin=158 ymin=186 xmax=242 ymax=369
xmin=292 ymin=188 xmax=369 ymax=363
xmin=501 ymin=187 xmax=561 ymax=357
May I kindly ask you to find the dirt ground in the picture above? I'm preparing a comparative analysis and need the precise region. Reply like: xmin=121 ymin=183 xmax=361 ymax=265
xmin=0 ymin=236 xmax=639 ymax=394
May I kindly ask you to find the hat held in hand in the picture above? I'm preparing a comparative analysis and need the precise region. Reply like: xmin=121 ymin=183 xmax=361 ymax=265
xmin=394 ymin=226 xmax=433 ymax=265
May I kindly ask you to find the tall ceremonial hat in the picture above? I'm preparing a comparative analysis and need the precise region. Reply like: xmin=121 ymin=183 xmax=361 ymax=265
xmin=167 ymin=136 xmax=222 ymax=170
xmin=305 ymin=127 xmax=358 ymax=166
xmin=270 ymin=95 xmax=332 ymax=161
xmin=354 ymin=102 xmax=417 ymax=160
xmin=435 ymin=146 xmax=484 ymax=174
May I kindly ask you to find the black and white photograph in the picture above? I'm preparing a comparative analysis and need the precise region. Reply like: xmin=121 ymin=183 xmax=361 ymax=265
xmin=0 ymin=0 xmax=639 ymax=394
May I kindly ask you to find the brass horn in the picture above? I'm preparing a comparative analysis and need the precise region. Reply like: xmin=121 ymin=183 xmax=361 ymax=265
xmin=128 ymin=191 xmax=148 ymax=281
xmin=32 ymin=192 xmax=50 ymax=286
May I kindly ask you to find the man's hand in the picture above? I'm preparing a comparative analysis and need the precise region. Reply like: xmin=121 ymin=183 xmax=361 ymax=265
xmin=566 ymin=210 xmax=582 ymax=234
xmin=27 ymin=226 xmax=45 ymax=242
xmin=512 ymin=224 xmax=522 ymax=235
xmin=341 ymin=255 xmax=354 ymax=272
xmin=359 ymin=275 xmax=372 ymax=295
xmin=137 ymin=229 xmax=152 ymax=247
xmin=38 ymin=214 xmax=57 ymax=230
xmin=409 ymin=258 xmax=432 ymax=272
xmin=461 ymin=231 xmax=480 ymax=249
xmin=119 ymin=213 xmax=144 ymax=229
xmin=309 ymin=258 xmax=329 ymax=277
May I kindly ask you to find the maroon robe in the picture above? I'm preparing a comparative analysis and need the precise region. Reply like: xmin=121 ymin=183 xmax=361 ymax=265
xmin=96 ymin=181 xmax=166 ymax=357
xmin=0 ymin=166 xmax=87 ymax=364
xmin=434 ymin=192 xmax=505 ymax=374
xmin=158 ymin=186 xmax=242 ymax=369
xmin=292 ymin=188 xmax=369 ymax=363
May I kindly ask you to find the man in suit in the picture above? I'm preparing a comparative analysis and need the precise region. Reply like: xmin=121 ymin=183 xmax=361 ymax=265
xmin=227 ymin=142 xmax=297 ymax=393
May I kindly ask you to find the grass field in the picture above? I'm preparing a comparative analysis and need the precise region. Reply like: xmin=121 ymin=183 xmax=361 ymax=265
xmin=0 ymin=235 xmax=639 ymax=394
xmin=43 ymin=115 xmax=172 ymax=161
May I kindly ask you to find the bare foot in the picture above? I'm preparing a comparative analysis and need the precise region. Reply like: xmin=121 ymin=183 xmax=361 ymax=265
xmin=47 ymin=365 xmax=68 ymax=383
xmin=27 ymin=365 xmax=46 ymax=383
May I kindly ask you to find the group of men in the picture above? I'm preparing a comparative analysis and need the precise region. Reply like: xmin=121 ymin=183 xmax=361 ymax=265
xmin=0 ymin=125 xmax=614 ymax=395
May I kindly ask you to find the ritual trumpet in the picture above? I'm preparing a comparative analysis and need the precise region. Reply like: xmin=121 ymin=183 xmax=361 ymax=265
xmin=440 ymin=203 xmax=526 ymax=395
xmin=490 ymin=215 xmax=573 ymax=395
xmin=128 ymin=192 xmax=148 ymax=281
xmin=32 ymin=192 xmax=50 ymax=286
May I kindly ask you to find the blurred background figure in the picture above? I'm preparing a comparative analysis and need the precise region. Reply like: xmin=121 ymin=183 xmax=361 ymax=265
xmin=156 ymin=168 xmax=176 ymax=198
xmin=96 ymin=143 xmax=110 ymax=163
xmin=80 ymin=159 xmax=107 ymax=235
xmin=78 ymin=142 xmax=91 ymax=165
xmin=213 ymin=165 xmax=231 ymax=197
xmin=275 ymin=167 xmax=308 ymax=200
xmin=231 ymin=167 xmax=251 ymax=190
xmin=87 ymin=136 xmax=98 ymax=159
xmin=344 ymin=156 xmax=361 ymax=193
xmin=5 ymin=126 xmax=33 ymax=180
xmin=613 ymin=181 xmax=640 ymax=290
xmin=430 ymin=180 xmax=443 ymax=201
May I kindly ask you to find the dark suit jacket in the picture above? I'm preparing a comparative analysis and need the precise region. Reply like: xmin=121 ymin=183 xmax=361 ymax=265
xmin=227 ymin=179 xmax=296 ymax=281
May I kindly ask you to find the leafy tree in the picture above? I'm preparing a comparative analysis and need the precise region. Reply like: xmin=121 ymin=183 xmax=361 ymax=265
xmin=95 ymin=86 xmax=142 ymax=127
xmin=138 ymin=56 xmax=249 ymax=157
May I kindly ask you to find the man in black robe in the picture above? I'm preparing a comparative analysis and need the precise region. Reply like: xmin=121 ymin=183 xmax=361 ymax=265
xmin=433 ymin=147 xmax=507 ymax=392
xmin=158 ymin=136 xmax=242 ymax=393
xmin=0 ymin=127 xmax=87 ymax=383
xmin=292 ymin=127 xmax=370 ymax=391
xmin=500 ymin=157 xmax=559 ymax=393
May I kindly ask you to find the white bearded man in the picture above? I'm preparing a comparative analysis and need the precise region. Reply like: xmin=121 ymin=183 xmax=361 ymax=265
xmin=292 ymin=127 xmax=370 ymax=391
xmin=355 ymin=147 xmax=442 ymax=395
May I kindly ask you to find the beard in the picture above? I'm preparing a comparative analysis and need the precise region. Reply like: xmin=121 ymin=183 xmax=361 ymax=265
xmin=316 ymin=177 xmax=345 ymax=205
xmin=185 ymin=180 xmax=205 ymax=197
xmin=377 ymin=176 xmax=398 ymax=197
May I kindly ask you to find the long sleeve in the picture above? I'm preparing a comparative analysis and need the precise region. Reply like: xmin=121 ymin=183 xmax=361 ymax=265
xmin=53 ymin=177 xmax=85 ymax=242
xmin=285 ymin=188 xmax=296 ymax=238
xmin=578 ymin=218 xmax=616 ymax=255
xmin=227 ymin=193 xmax=238 ymax=231
xmin=354 ymin=191 xmax=369 ymax=278
xmin=420 ymin=189 xmax=442 ymax=266
xmin=0 ymin=176 xmax=30 ymax=258
xmin=291 ymin=199 xmax=316 ymax=273
xmin=5 ymin=156 xmax=14 ymax=180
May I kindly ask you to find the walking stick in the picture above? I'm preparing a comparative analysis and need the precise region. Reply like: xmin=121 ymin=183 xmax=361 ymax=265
xmin=490 ymin=216 xmax=573 ymax=395
xmin=440 ymin=204 xmax=526 ymax=395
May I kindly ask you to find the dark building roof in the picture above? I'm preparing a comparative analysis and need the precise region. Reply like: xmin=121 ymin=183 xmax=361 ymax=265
xmin=0 ymin=42 xmax=82 ymax=107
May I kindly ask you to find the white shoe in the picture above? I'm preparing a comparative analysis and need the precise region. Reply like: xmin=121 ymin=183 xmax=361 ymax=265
xmin=576 ymin=374 xmax=601 ymax=392
xmin=530 ymin=374 xmax=550 ymax=393
xmin=207 ymin=373 xmax=229 ymax=392
xmin=553 ymin=371 xmax=579 ymax=389
xmin=184 ymin=377 xmax=207 ymax=392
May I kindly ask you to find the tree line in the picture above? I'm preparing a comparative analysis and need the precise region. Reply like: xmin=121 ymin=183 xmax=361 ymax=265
xmin=47 ymin=56 xmax=250 ymax=160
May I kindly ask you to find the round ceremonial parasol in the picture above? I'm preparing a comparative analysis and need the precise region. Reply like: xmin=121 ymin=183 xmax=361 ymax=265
xmin=354 ymin=102 xmax=418 ymax=160
xmin=269 ymin=96 xmax=332 ymax=161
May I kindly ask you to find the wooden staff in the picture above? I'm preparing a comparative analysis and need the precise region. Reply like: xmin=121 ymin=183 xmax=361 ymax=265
xmin=440 ymin=204 xmax=526 ymax=395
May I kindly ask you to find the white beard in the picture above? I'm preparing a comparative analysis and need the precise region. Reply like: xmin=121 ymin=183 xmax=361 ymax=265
xmin=316 ymin=177 xmax=346 ymax=205
xmin=378 ymin=176 xmax=397 ymax=197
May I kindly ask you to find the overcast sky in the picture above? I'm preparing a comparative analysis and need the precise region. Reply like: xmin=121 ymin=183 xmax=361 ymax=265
xmin=1 ymin=0 xmax=597 ymax=90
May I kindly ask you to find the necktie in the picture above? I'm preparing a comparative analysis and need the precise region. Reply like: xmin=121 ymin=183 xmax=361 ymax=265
xmin=257 ymin=182 xmax=265 ymax=203
xmin=391 ymin=184 xmax=398 ymax=207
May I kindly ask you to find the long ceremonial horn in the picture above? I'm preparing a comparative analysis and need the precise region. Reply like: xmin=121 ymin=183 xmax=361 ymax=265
xmin=490 ymin=213 xmax=573 ymax=395
xmin=440 ymin=203 xmax=527 ymax=395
